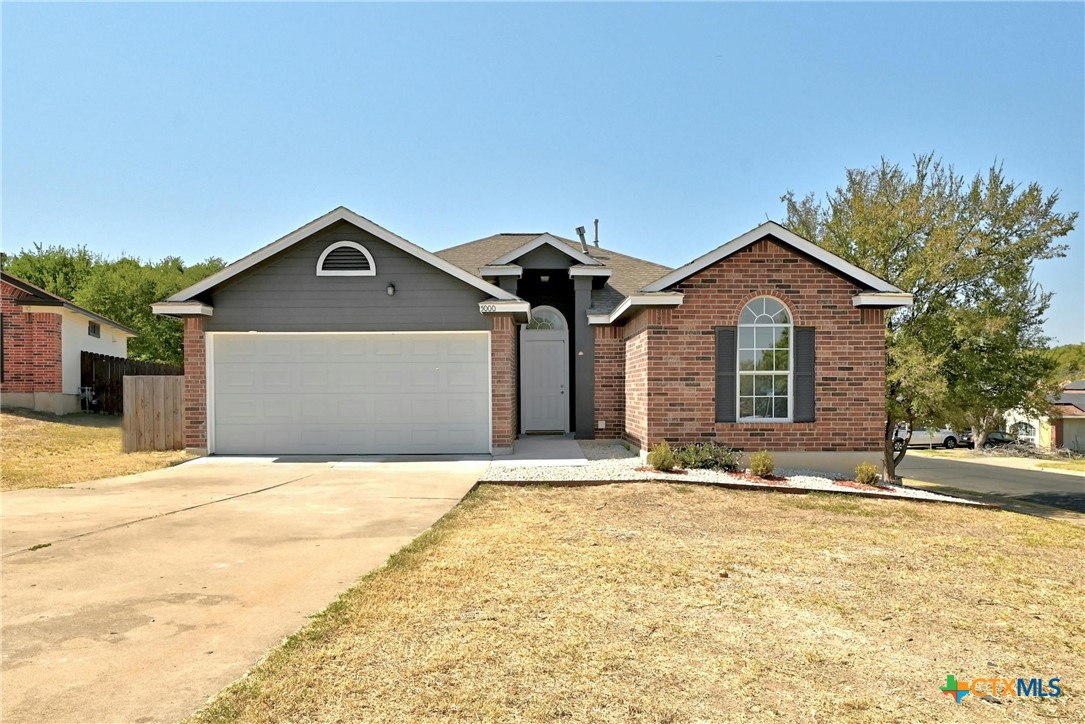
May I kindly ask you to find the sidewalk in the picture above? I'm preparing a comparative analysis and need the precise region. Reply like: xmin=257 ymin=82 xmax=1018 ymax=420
xmin=909 ymin=449 xmax=1084 ymax=477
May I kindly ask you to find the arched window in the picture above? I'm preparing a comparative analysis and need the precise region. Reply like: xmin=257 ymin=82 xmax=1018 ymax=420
xmin=737 ymin=297 xmax=792 ymax=420
xmin=316 ymin=241 xmax=376 ymax=276
xmin=526 ymin=305 xmax=567 ymax=330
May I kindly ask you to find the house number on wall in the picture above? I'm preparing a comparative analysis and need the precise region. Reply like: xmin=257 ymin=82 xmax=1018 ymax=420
xmin=480 ymin=304 xmax=498 ymax=313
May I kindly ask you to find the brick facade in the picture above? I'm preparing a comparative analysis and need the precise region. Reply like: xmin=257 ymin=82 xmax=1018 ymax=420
xmin=623 ymin=237 xmax=886 ymax=452
xmin=593 ymin=325 xmax=625 ymax=439
xmin=490 ymin=315 xmax=518 ymax=451
xmin=182 ymin=316 xmax=207 ymax=450
xmin=0 ymin=280 xmax=63 ymax=394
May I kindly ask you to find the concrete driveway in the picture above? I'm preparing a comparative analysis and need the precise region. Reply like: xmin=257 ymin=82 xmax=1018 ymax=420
xmin=1 ymin=456 xmax=486 ymax=723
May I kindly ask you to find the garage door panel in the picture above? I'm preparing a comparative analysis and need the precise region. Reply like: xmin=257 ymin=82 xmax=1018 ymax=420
xmin=212 ymin=333 xmax=490 ymax=455
xmin=410 ymin=339 xmax=441 ymax=356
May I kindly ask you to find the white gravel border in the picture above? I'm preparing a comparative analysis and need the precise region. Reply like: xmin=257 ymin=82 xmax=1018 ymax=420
xmin=481 ymin=441 xmax=985 ymax=506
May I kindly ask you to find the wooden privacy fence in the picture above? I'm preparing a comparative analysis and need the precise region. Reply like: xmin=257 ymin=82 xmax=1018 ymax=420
xmin=123 ymin=376 xmax=185 ymax=452
xmin=81 ymin=351 xmax=182 ymax=414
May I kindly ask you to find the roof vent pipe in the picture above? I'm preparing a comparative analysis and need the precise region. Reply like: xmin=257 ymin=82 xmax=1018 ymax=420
xmin=593 ymin=219 xmax=599 ymax=246
xmin=575 ymin=226 xmax=588 ymax=253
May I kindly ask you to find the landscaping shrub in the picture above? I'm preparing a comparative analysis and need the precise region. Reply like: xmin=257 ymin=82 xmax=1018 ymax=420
xmin=675 ymin=442 xmax=741 ymax=472
xmin=854 ymin=461 xmax=881 ymax=486
xmin=748 ymin=450 xmax=774 ymax=478
xmin=647 ymin=441 xmax=678 ymax=472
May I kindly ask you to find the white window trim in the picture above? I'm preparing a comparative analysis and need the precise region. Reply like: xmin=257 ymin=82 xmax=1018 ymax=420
xmin=526 ymin=305 xmax=568 ymax=330
xmin=736 ymin=297 xmax=794 ymax=423
xmin=316 ymin=241 xmax=377 ymax=277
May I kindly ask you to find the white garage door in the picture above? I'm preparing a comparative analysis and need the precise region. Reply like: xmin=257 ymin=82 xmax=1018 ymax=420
xmin=210 ymin=332 xmax=490 ymax=455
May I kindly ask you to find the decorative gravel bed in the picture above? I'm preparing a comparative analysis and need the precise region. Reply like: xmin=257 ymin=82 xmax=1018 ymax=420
xmin=481 ymin=441 xmax=984 ymax=506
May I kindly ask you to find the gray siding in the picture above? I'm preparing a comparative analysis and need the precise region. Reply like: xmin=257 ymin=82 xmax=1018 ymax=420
xmin=516 ymin=245 xmax=581 ymax=269
xmin=206 ymin=221 xmax=490 ymax=332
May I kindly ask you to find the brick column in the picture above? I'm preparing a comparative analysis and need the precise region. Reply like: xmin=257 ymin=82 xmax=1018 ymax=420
xmin=182 ymin=316 xmax=208 ymax=453
xmin=490 ymin=315 xmax=518 ymax=453
xmin=593 ymin=325 xmax=625 ymax=439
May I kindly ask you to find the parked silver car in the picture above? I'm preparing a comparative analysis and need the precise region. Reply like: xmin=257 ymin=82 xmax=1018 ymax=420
xmin=892 ymin=424 xmax=960 ymax=451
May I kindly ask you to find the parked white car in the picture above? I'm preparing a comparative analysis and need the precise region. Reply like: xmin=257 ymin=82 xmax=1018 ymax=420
xmin=893 ymin=425 xmax=961 ymax=450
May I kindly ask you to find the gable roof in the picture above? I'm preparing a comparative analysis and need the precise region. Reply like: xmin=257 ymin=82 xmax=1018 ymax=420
xmin=642 ymin=221 xmax=906 ymax=295
xmin=488 ymin=233 xmax=603 ymax=266
xmin=1 ymin=270 xmax=138 ymax=336
xmin=166 ymin=207 xmax=518 ymax=303
xmin=436 ymin=233 xmax=673 ymax=315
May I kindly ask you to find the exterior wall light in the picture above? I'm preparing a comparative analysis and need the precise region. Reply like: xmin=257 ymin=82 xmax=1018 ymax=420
xmin=387 ymin=283 xmax=396 ymax=296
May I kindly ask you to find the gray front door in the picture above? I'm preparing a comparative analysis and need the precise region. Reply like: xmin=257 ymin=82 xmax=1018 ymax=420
xmin=520 ymin=304 xmax=570 ymax=433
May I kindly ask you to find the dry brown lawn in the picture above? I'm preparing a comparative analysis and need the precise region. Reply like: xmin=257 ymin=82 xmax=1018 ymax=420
xmin=1038 ymin=460 xmax=1085 ymax=474
xmin=1 ymin=409 xmax=192 ymax=491
xmin=192 ymin=484 xmax=1084 ymax=723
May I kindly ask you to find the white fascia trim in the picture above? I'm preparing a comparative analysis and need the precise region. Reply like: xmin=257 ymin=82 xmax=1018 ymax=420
xmin=642 ymin=221 xmax=904 ymax=294
xmin=479 ymin=265 xmax=523 ymax=277
xmin=587 ymin=293 xmax=684 ymax=325
xmin=489 ymin=233 xmax=603 ymax=267
xmin=479 ymin=300 xmax=531 ymax=315
xmin=852 ymin=292 xmax=914 ymax=307
xmin=568 ymin=266 xmax=613 ymax=278
xmin=167 ymin=207 xmax=518 ymax=302
xmin=20 ymin=304 xmax=139 ymax=336
xmin=152 ymin=302 xmax=215 ymax=317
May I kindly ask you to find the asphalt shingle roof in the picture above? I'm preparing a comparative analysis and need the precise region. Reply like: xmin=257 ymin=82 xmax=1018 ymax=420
xmin=436 ymin=233 xmax=672 ymax=314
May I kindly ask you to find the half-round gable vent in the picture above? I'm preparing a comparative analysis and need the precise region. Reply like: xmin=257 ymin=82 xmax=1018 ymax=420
xmin=316 ymin=241 xmax=377 ymax=276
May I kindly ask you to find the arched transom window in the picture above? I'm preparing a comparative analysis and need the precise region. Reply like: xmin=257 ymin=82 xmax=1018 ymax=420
xmin=738 ymin=297 xmax=792 ymax=420
xmin=316 ymin=241 xmax=376 ymax=276
xmin=526 ymin=305 xmax=567 ymax=330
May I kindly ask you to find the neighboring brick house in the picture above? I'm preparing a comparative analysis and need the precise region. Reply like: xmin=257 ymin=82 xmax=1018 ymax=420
xmin=153 ymin=207 xmax=911 ymax=466
xmin=1 ymin=271 xmax=136 ymax=414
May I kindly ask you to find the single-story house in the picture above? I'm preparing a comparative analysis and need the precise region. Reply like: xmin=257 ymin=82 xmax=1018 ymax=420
xmin=1005 ymin=380 xmax=1085 ymax=453
xmin=153 ymin=207 xmax=912 ymax=464
xmin=1 ymin=270 xmax=136 ymax=414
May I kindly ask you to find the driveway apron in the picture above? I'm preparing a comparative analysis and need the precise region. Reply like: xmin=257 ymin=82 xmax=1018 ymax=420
xmin=1 ymin=457 xmax=485 ymax=723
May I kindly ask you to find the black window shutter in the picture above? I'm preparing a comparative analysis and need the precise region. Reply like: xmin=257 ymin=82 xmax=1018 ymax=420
xmin=715 ymin=327 xmax=737 ymax=423
xmin=794 ymin=327 xmax=816 ymax=422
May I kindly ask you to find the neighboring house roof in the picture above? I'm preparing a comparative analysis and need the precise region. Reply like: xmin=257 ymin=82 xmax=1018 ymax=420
xmin=1053 ymin=403 xmax=1085 ymax=418
xmin=165 ymin=206 xmax=518 ymax=304
xmin=1 ymin=270 xmax=138 ymax=336
xmin=641 ymin=221 xmax=908 ymax=300
xmin=436 ymin=233 xmax=673 ymax=314
xmin=1053 ymin=385 xmax=1085 ymax=415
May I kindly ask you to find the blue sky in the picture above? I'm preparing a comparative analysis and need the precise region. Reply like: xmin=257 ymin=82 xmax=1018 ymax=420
xmin=3 ymin=2 xmax=1083 ymax=343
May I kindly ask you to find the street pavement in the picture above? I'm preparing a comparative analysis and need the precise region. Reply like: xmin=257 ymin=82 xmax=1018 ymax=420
xmin=897 ymin=455 xmax=1085 ymax=513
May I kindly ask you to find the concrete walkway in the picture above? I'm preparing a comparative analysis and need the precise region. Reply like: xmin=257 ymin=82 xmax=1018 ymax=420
xmin=1 ymin=456 xmax=485 ymax=723
xmin=492 ymin=435 xmax=589 ymax=467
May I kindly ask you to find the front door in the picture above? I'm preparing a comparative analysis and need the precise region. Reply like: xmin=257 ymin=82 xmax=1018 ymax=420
xmin=520 ymin=307 xmax=569 ymax=433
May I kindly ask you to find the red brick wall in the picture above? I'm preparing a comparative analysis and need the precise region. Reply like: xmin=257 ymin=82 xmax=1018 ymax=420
xmin=182 ymin=316 xmax=207 ymax=450
xmin=490 ymin=315 xmax=518 ymax=450
xmin=0 ymin=281 xmax=63 ymax=394
xmin=593 ymin=325 xmax=625 ymax=439
xmin=627 ymin=237 xmax=886 ymax=452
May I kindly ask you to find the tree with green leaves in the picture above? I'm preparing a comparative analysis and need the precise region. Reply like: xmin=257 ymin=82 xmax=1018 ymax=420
xmin=2 ymin=246 xmax=224 ymax=366
xmin=783 ymin=153 xmax=1076 ymax=479
xmin=2 ymin=243 xmax=101 ymax=300
xmin=1049 ymin=343 xmax=1085 ymax=382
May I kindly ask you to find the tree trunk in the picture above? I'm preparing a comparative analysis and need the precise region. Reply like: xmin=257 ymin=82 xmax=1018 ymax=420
xmin=883 ymin=418 xmax=910 ymax=484
xmin=975 ymin=430 xmax=988 ymax=450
